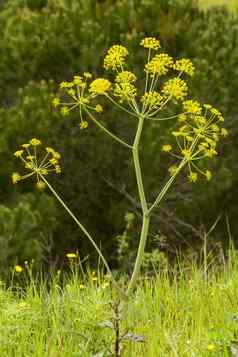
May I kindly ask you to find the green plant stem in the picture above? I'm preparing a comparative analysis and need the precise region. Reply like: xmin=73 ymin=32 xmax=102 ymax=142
xmin=85 ymin=109 xmax=132 ymax=149
xmin=132 ymin=116 xmax=148 ymax=212
xmin=148 ymin=159 xmax=186 ymax=214
xmin=127 ymin=116 xmax=149 ymax=295
xmin=40 ymin=174 xmax=115 ymax=283
xmin=126 ymin=213 xmax=150 ymax=295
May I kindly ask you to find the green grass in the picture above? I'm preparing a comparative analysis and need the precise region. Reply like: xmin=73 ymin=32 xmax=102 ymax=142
xmin=1 ymin=258 xmax=238 ymax=356
xmin=199 ymin=0 xmax=238 ymax=10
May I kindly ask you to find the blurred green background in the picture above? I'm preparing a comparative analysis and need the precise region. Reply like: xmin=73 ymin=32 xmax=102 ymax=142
xmin=0 ymin=0 xmax=237 ymax=277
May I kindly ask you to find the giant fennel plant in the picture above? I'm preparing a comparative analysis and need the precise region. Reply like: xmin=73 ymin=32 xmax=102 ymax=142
xmin=12 ymin=37 xmax=227 ymax=296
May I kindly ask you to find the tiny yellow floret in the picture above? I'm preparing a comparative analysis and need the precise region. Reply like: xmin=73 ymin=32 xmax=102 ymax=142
xmin=30 ymin=138 xmax=41 ymax=146
xmin=66 ymin=253 xmax=77 ymax=259
xmin=52 ymin=97 xmax=60 ymax=107
xmin=12 ymin=172 xmax=21 ymax=184
xmin=95 ymin=104 xmax=103 ymax=113
xmin=162 ymin=144 xmax=172 ymax=152
xmin=80 ymin=121 xmax=88 ymax=129
xmin=14 ymin=150 xmax=24 ymax=158
xmin=15 ymin=265 xmax=23 ymax=273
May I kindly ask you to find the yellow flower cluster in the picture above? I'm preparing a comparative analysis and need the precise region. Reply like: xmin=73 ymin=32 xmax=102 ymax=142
xmin=162 ymin=78 xmax=188 ymax=100
xmin=12 ymin=139 xmax=61 ymax=187
xmin=183 ymin=99 xmax=202 ymax=114
xmin=53 ymin=73 xmax=109 ymax=129
xmin=115 ymin=71 xmax=137 ymax=84
xmin=173 ymin=59 xmax=195 ymax=76
xmin=163 ymin=103 xmax=226 ymax=182
xmin=104 ymin=45 xmax=129 ymax=71
xmin=141 ymin=91 xmax=163 ymax=111
xmin=89 ymin=78 xmax=111 ymax=95
xmin=140 ymin=37 xmax=161 ymax=50
xmin=145 ymin=53 xmax=173 ymax=76
xmin=114 ymin=82 xmax=137 ymax=103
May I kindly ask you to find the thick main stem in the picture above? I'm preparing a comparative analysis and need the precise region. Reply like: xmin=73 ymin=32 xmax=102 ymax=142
xmin=127 ymin=116 xmax=150 ymax=295
xmin=126 ymin=214 xmax=150 ymax=295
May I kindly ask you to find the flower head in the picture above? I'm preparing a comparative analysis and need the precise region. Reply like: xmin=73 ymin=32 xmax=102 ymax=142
xmin=173 ymin=59 xmax=195 ymax=76
xmin=115 ymin=71 xmax=137 ymax=84
xmin=145 ymin=53 xmax=173 ymax=76
xmin=183 ymin=99 xmax=202 ymax=115
xmin=163 ymin=102 xmax=226 ymax=182
xmin=12 ymin=139 xmax=61 ymax=186
xmin=162 ymin=78 xmax=188 ymax=100
xmin=141 ymin=91 xmax=163 ymax=112
xmin=104 ymin=45 xmax=129 ymax=70
xmin=89 ymin=78 xmax=111 ymax=95
xmin=113 ymin=82 xmax=137 ymax=103
xmin=15 ymin=265 xmax=23 ymax=273
xmin=140 ymin=37 xmax=161 ymax=50
xmin=66 ymin=253 xmax=77 ymax=259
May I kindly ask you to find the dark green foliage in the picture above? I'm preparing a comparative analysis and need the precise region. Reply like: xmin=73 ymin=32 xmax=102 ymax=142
xmin=0 ymin=0 xmax=237 ymax=277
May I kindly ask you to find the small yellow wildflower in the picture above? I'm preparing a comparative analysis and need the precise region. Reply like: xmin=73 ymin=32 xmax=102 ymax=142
xmin=52 ymin=97 xmax=60 ymax=107
xmin=163 ymin=78 xmax=188 ymax=100
xmin=12 ymin=172 xmax=21 ymax=184
xmin=141 ymin=91 xmax=163 ymax=110
xmin=145 ymin=53 xmax=173 ymax=76
xmin=182 ymin=149 xmax=192 ymax=160
xmin=188 ymin=172 xmax=198 ymax=183
xmin=173 ymin=59 xmax=195 ymax=76
xmin=12 ymin=140 xmax=62 ymax=185
xmin=168 ymin=165 xmax=179 ymax=176
xmin=36 ymin=180 xmax=46 ymax=190
xmin=95 ymin=104 xmax=103 ymax=113
xmin=22 ymin=143 xmax=30 ymax=149
xmin=80 ymin=121 xmax=88 ymax=129
xmin=15 ymin=265 xmax=23 ymax=273
xmin=115 ymin=71 xmax=137 ymax=84
xmin=104 ymin=45 xmax=129 ymax=70
xmin=89 ymin=78 xmax=111 ymax=95
xmin=162 ymin=144 xmax=172 ymax=152
xmin=30 ymin=138 xmax=41 ymax=146
xmin=114 ymin=82 xmax=137 ymax=102
xmin=140 ymin=37 xmax=161 ymax=50
xmin=183 ymin=99 xmax=202 ymax=114
xmin=73 ymin=76 xmax=83 ymax=86
xmin=14 ymin=150 xmax=24 ymax=158
xmin=60 ymin=107 xmax=70 ymax=116
xmin=66 ymin=253 xmax=77 ymax=259
xmin=79 ymin=283 xmax=85 ymax=289
xmin=205 ymin=170 xmax=212 ymax=181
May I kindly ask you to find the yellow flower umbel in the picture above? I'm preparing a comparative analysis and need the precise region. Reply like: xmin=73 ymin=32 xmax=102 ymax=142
xmin=162 ymin=78 xmax=188 ymax=101
xmin=164 ymin=102 xmax=226 ymax=182
xmin=104 ymin=45 xmax=129 ymax=71
xmin=15 ymin=265 xmax=23 ymax=273
xmin=12 ymin=139 xmax=61 ymax=187
xmin=54 ymin=72 xmax=110 ymax=129
xmin=173 ymin=59 xmax=195 ymax=77
xmin=145 ymin=53 xmax=173 ymax=76
xmin=140 ymin=37 xmax=161 ymax=50
xmin=89 ymin=78 xmax=111 ymax=95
